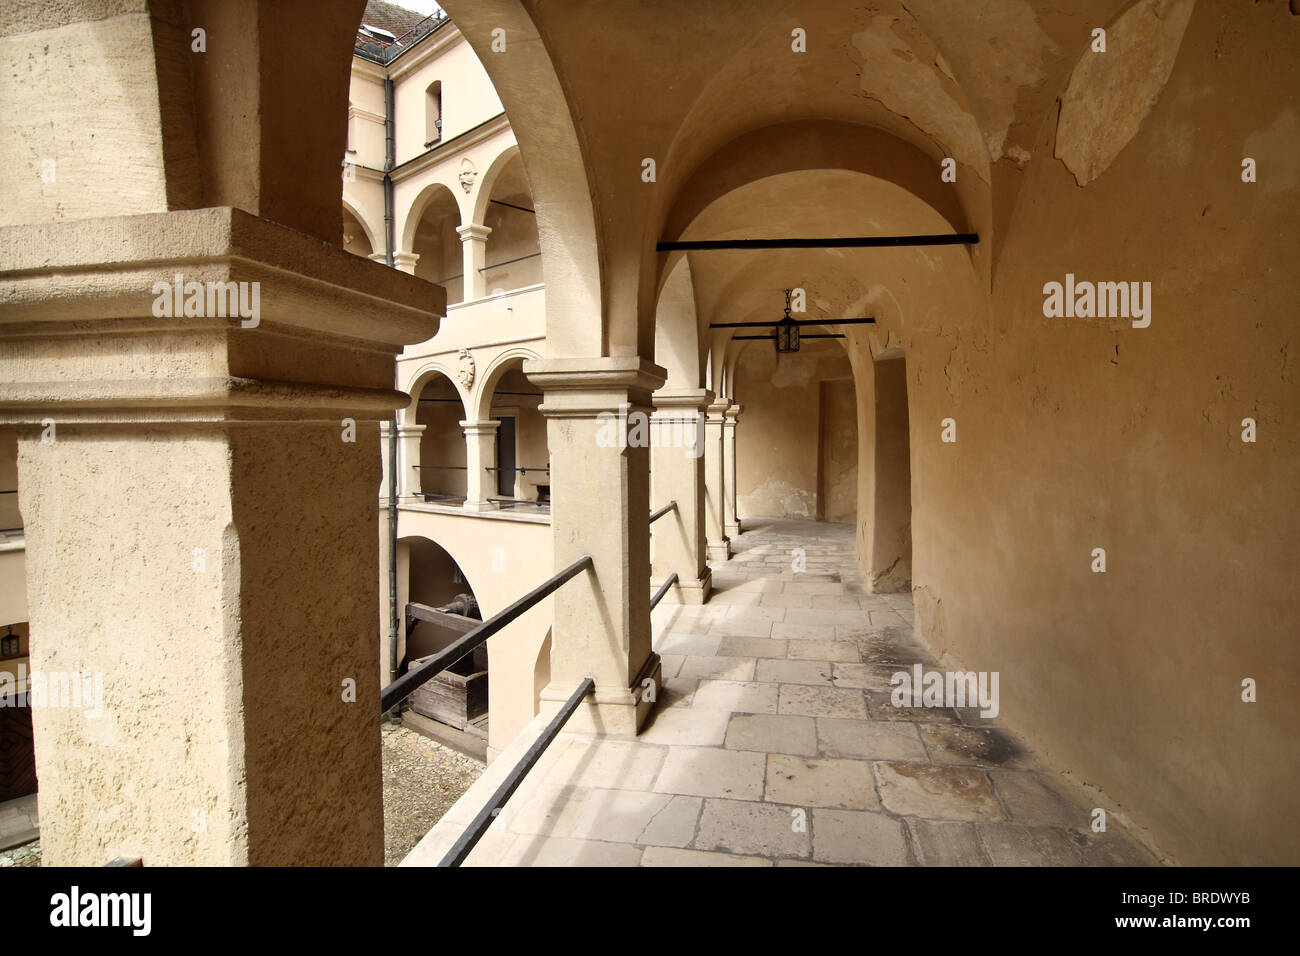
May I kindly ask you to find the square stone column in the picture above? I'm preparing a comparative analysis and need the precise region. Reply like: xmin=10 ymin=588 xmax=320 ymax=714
xmin=456 ymin=224 xmax=492 ymax=301
xmin=461 ymin=420 xmax=500 ymax=512
xmin=704 ymin=401 xmax=731 ymax=562
xmin=0 ymin=208 xmax=441 ymax=866
xmin=724 ymin=404 xmax=743 ymax=539
xmin=650 ymin=389 xmax=713 ymax=604
xmin=398 ymin=422 xmax=426 ymax=499
xmin=526 ymin=357 xmax=666 ymax=735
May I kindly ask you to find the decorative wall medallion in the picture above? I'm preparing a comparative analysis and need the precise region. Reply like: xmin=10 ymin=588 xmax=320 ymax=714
xmin=458 ymin=158 xmax=478 ymax=193
xmin=457 ymin=348 xmax=476 ymax=389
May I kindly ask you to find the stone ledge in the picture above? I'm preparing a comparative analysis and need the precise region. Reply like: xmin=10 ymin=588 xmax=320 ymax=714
xmin=0 ymin=206 xmax=442 ymax=348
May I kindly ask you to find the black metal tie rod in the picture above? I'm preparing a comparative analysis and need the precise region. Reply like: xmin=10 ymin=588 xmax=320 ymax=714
xmin=380 ymin=555 xmax=594 ymax=714
xmin=438 ymin=677 xmax=594 ymax=867
xmin=657 ymin=233 xmax=978 ymax=252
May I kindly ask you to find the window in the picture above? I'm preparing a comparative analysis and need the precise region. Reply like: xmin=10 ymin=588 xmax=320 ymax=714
xmin=425 ymin=81 xmax=442 ymax=148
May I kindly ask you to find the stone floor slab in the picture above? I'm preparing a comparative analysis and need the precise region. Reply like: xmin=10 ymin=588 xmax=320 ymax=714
xmin=653 ymin=747 xmax=766 ymax=800
xmin=874 ymin=761 xmax=1003 ymax=822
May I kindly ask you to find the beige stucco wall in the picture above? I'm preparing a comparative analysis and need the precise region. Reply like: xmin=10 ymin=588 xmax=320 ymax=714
xmin=386 ymin=506 xmax=553 ymax=758
xmin=833 ymin=5 xmax=1299 ymax=865
xmin=734 ymin=339 xmax=856 ymax=521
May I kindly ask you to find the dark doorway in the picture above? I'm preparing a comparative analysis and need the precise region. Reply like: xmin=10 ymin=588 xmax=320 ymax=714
xmin=496 ymin=416 xmax=516 ymax=497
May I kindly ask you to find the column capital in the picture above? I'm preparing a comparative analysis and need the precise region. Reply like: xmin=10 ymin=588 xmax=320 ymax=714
xmin=527 ymin=356 xmax=667 ymax=416
xmin=460 ymin=419 xmax=501 ymax=436
xmin=456 ymin=223 xmax=493 ymax=243
xmin=652 ymin=386 xmax=714 ymax=411
xmin=0 ymin=208 xmax=442 ymax=426
xmin=724 ymin=404 xmax=742 ymax=423
xmin=396 ymin=422 xmax=426 ymax=437
xmin=392 ymin=251 xmax=420 ymax=274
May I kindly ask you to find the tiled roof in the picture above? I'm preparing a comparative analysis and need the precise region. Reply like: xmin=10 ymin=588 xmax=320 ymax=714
xmin=361 ymin=0 xmax=428 ymax=39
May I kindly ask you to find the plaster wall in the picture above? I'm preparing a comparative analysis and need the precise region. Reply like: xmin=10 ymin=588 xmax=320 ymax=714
xmin=859 ymin=1 xmax=1299 ymax=864
xmin=387 ymin=507 xmax=552 ymax=758
xmin=734 ymin=340 xmax=855 ymax=521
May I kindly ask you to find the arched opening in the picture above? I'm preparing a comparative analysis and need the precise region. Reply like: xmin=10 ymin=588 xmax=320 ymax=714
xmin=400 ymin=535 xmax=488 ymax=748
xmin=414 ymin=373 xmax=468 ymax=504
xmin=481 ymin=152 xmax=541 ymax=293
xmin=341 ymin=205 xmax=374 ymax=258
xmin=484 ymin=360 xmax=548 ymax=511
xmin=733 ymin=337 xmax=859 ymax=526
xmin=408 ymin=184 xmax=464 ymax=304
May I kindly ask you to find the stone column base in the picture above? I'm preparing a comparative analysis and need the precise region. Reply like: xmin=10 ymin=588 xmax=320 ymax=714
xmin=725 ymin=521 xmax=742 ymax=539
xmin=540 ymin=652 xmax=662 ymax=737
xmin=652 ymin=567 xmax=712 ymax=605
xmin=707 ymin=539 xmax=731 ymax=562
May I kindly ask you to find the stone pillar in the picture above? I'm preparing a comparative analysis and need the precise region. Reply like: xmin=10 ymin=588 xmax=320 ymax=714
xmin=398 ymin=422 xmax=426 ymax=499
xmin=704 ymin=401 xmax=731 ymax=562
xmin=461 ymin=420 xmax=500 ymax=512
xmin=650 ymin=389 xmax=713 ymax=604
xmin=723 ymin=403 xmax=742 ymax=539
xmin=393 ymin=252 xmax=421 ymax=275
xmin=526 ymin=357 xmax=666 ymax=734
xmin=456 ymin=224 xmax=492 ymax=301
xmin=0 ymin=209 xmax=440 ymax=866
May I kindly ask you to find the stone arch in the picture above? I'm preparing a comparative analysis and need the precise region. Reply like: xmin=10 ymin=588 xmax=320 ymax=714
xmin=403 ymin=363 xmax=469 ymax=425
xmin=471 ymin=142 xmax=524 ymax=226
xmin=438 ymin=0 xmax=605 ymax=356
xmin=341 ymin=198 xmax=380 ymax=256
xmin=653 ymin=256 xmax=705 ymax=391
xmin=400 ymin=179 xmax=464 ymax=257
xmin=472 ymin=347 xmax=543 ymax=421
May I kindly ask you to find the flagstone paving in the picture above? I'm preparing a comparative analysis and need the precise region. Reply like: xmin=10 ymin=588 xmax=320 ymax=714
xmin=404 ymin=518 xmax=1160 ymax=867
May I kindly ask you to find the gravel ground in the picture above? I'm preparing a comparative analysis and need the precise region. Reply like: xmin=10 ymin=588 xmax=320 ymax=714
xmin=0 ymin=722 xmax=479 ymax=868
xmin=0 ymin=840 xmax=40 ymax=867
xmin=382 ymin=720 xmax=484 ymax=866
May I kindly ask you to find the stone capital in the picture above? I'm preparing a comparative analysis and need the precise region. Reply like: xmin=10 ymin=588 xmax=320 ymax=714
xmin=460 ymin=419 xmax=501 ymax=436
xmin=652 ymin=386 xmax=714 ymax=412
xmin=526 ymin=356 xmax=667 ymax=417
xmin=455 ymin=223 xmax=493 ymax=243
xmin=0 ymin=208 xmax=443 ymax=426
xmin=392 ymin=251 xmax=421 ymax=274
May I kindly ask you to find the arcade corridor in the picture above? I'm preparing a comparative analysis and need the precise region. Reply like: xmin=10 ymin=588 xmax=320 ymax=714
xmin=404 ymin=520 xmax=1157 ymax=866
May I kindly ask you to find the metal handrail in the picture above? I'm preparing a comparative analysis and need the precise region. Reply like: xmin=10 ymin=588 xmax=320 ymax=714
xmin=648 ymin=501 xmax=677 ymax=525
xmin=438 ymin=677 xmax=594 ymax=866
xmin=650 ymin=573 xmax=679 ymax=611
xmin=380 ymin=555 xmax=593 ymax=714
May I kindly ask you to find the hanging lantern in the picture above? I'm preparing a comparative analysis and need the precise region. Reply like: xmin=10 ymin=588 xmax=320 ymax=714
xmin=0 ymin=626 xmax=17 ymax=659
xmin=773 ymin=289 xmax=800 ymax=354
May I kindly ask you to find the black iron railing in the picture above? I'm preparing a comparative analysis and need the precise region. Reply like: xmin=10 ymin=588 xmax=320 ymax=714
xmin=648 ymin=500 xmax=677 ymax=525
xmin=385 ymin=555 xmax=595 ymax=866
xmin=381 ymin=555 xmax=592 ymax=714
xmin=650 ymin=573 xmax=678 ymax=611
xmin=437 ymin=677 xmax=593 ymax=867
xmin=354 ymin=12 xmax=449 ymax=65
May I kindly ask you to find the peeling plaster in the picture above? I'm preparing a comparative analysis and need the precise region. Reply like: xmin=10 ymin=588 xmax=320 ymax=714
xmin=851 ymin=17 xmax=990 ymax=183
xmin=1055 ymin=0 xmax=1198 ymax=186
xmin=902 ymin=0 xmax=1059 ymax=163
